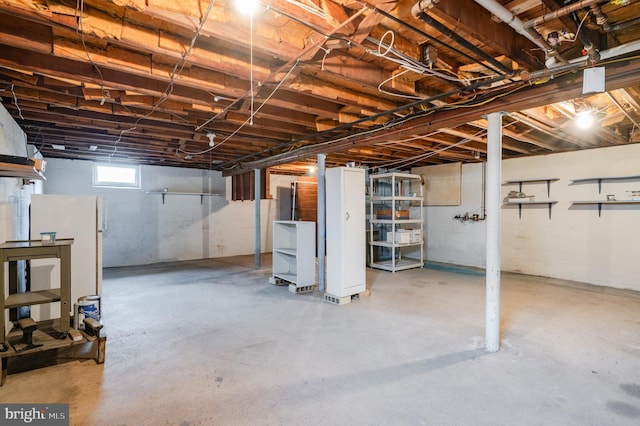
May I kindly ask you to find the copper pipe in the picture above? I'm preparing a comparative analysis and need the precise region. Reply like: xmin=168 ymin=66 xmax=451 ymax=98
xmin=523 ymin=0 xmax=602 ymax=29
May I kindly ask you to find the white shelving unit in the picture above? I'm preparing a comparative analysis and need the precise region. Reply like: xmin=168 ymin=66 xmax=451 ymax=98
xmin=369 ymin=172 xmax=423 ymax=272
xmin=270 ymin=221 xmax=316 ymax=291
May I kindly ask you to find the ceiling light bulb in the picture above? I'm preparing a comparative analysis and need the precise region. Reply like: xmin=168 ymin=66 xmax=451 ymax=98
xmin=235 ymin=0 xmax=259 ymax=16
xmin=576 ymin=111 xmax=594 ymax=129
xmin=206 ymin=132 xmax=216 ymax=147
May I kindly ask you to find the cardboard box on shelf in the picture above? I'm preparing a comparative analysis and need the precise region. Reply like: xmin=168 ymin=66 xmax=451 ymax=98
xmin=376 ymin=209 xmax=410 ymax=219
xmin=395 ymin=229 xmax=411 ymax=244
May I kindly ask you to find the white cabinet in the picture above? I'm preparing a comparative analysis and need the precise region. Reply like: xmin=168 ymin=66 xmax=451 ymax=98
xmin=369 ymin=172 xmax=424 ymax=272
xmin=271 ymin=221 xmax=316 ymax=288
xmin=326 ymin=167 xmax=366 ymax=298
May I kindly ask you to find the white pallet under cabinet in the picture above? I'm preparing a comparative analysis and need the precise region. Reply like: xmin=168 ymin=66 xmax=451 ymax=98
xmin=271 ymin=221 xmax=316 ymax=288
xmin=369 ymin=172 xmax=424 ymax=272
xmin=326 ymin=167 xmax=366 ymax=298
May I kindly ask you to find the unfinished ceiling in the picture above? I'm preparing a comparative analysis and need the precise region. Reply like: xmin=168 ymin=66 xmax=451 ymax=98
xmin=1 ymin=0 xmax=639 ymax=176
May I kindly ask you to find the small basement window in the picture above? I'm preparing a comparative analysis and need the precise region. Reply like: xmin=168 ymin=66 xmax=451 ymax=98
xmin=93 ymin=163 xmax=140 ymax=188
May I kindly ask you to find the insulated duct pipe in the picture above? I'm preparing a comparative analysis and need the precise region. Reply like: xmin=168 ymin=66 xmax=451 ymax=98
xmin=473 ymin=0 xmax=568 ymax=65
xmin=411 ymin=1 xmax=512 ymax=74
xmin=359 ymin=0 xmax=508 ymax=75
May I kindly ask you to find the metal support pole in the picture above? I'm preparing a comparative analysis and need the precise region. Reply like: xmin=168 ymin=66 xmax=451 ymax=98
xmin=254 ymin=168 xmax=261 ymax=270
xmin=486 ymin=112 xmax=502 ymax=353
xmin=317 ymin=154 xmax=326 ymax=293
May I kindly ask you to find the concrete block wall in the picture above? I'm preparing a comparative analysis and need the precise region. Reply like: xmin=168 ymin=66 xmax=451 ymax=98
xmin=424 ymin=143 xmax=640 ymax=292
xmin=42 ymin=158 xmax=296 ymax=267
xmin=0 ymin=102 xmax=33 ymax=243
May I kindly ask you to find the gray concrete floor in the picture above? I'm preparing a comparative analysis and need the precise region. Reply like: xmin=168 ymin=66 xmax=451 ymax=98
xmin=2 ymin=254 xmax=640 ymax=425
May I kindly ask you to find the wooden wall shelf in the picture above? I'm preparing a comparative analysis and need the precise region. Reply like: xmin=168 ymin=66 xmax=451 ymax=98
xmin=0 ymin=161 xmax=45 ymax=180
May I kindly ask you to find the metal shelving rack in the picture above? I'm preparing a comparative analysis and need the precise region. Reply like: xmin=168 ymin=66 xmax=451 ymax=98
xmin=369 ymin=172 xmax=423 ymax=272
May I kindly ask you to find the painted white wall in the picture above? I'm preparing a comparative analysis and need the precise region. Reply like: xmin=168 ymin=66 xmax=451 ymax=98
xmin=424 ymin=162 xmax=487 ymax=268
xmin=424 ymin=143 xmax=640 ymax=291
xmin=0 ymin=102 xmax=35 ymax=244
xmin=1 ymin=103 xmax=39 ymax=334
xmin=42 ymin=158 xmax=296 ymax=267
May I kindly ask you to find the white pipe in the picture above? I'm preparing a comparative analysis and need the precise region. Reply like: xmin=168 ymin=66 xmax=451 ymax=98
xmin=519 ymin=39 xmax=640 ymax=83
xmin=317 ymin=154 xmax=326 ymax=293
xmin=473 ymin=0 xmax=569 ymax=66
xmin=473 ymin=0 xmax=549 ymax=51
xmin=254 ymin=168 xmax=261 ymax=270
xmin=485 ymin=112 xmax=502 ymax=353
xmin=577 ymin=39 xmax=640 ymax=62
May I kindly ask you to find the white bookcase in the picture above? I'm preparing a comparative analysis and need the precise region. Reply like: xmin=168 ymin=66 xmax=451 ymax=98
xmin=369 ymin=172 xmax=424 ymax=272
xmin=326 ymin=167 xmax=366 ymax=298
xmin=271 ymin=221 xmax=316 ymax=289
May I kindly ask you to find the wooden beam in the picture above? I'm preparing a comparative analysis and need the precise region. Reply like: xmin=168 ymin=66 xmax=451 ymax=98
xmin=426 ymin=0 xmax=544 ymax=70
xmin=223 ymin=56 xmax=640 ymax=175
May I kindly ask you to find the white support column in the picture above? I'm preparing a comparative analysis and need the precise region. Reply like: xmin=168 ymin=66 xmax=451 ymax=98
xmin=317 ymin=154 xmax=326 ymax=293
xmin=254 ymin=169 xmax=261 ymax=270
xmin=486 ymin=112 xmax=502 ymax=353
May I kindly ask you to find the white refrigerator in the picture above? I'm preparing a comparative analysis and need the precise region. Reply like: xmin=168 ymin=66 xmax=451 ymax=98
xmin=29 ymin=195 xmax=104 ymax=321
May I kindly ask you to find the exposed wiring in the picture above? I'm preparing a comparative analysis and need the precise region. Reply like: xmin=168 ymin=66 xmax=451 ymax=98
xmin=367 ymin=31 xmax=501 ymax=102
xmin=283 ymin=0 xmax=325 ymax=18
xmin=368 ymin=33 xmax=500 ymax=84
xmin=223 ymin=50 xmax=640 ymax=171
xmin=374 ymin=120 xmax=519 ymax=170
xmin=530 ymin=11 xmax=590 ymax=54
xmin=378 ymin=30 xmax=394 ymax=57
xmin=565 ymin=10 xmax=591 ymax=45
xmin=109 ymin=0 xmax=216 ymax=158
xmin=377 ymin=69 xmax=424 ymax=101
xmin=320 ymin=46 xmax=331 ymax=71
xmin=179 ymin=59 xmax=301 ymax=156
xmin=10 ymin=84 xmax=24 ymax=120
xmin=250 ymin=13 xmax=254 ymax=126
xmin=375 ymin=128 xmax=487 ymax=170
xmin=76 ymin=0 xmax=108 ymax=103
xmin=221 ymin=72 xmax=515 ymax=169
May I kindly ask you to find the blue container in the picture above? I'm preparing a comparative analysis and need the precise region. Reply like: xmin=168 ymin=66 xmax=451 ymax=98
xmin=74 ymin=295 xmax=101 ymax=329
